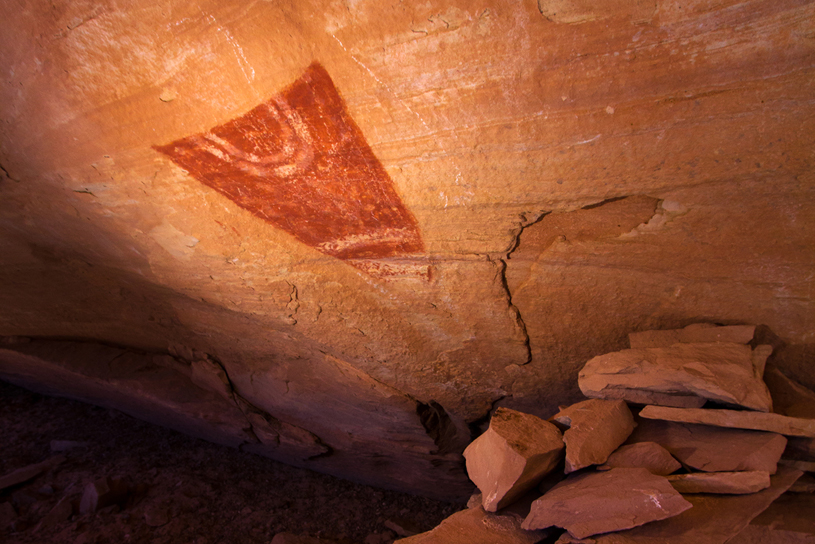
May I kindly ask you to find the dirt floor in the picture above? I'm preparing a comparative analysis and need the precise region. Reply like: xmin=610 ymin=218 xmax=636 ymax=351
xmin=0 ymin=380 xmax=464 ymax=544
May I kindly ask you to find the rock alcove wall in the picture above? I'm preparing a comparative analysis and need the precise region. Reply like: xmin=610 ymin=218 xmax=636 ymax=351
xmin=0 ymin=0 xmax=813 ymax=500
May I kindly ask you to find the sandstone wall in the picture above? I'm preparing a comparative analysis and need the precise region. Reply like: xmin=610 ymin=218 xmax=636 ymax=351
xmin=1 ymin=0 xmax=813 ymax=499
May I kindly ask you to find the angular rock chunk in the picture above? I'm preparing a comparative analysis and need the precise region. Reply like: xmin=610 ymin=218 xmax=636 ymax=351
xmin=396 ymin=505 xmax=548 ymax=544
xmin=603 ymin=442 xmax=681 ymax=476
xmin=521 ymin=468 xmax=692 ymax=538
xmin=628 ymin=323 xmax=755 ymax=348
xmin=463 ymin=407 xmax=564 ymax=512
xmin=579 ymin=343 xmax=773 ymax=411
xmin=579 ymin=466 xmax=802 ymax=543
xmin=628 ymin=419 xmax=787 ymax=473
xmin=79 ymin=476 xmax=130 ymax=514
xmin=552 ymin=399 xmax=635 ymax=473
xmin=764 ymin=366 xmax=815 ymax=419
xmin=667 ymin=471 xmax=770 ymax=494
xmin=639 ymin=405 xmax=815 ymax=438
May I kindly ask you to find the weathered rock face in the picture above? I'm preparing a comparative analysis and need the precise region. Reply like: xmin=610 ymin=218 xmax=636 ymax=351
xmin=0 ymin=0 xmax=813 ymax=497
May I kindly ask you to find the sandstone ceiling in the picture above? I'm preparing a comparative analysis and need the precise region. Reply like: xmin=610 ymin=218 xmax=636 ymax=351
xmin=0 ymin=0 xmax=813 ymax=499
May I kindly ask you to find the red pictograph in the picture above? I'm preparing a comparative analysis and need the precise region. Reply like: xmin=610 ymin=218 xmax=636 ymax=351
xmin=154 ymin=62 xmax=424 ymax=262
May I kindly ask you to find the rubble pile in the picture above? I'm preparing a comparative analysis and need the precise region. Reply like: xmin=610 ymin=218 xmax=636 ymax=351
xmin=399 ymin=324 xmax=815 ymax=544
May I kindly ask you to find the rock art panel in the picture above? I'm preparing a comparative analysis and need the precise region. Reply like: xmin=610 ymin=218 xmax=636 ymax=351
xmin=154 ymin=62 xmax=423 ymax=263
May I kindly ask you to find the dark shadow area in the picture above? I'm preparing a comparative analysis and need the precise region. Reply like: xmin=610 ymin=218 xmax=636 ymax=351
xmin=0 ymin=381 xmax=463 ymax=544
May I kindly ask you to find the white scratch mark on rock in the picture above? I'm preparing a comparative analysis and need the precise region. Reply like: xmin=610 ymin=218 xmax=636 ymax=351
xmin=574 ymin=134 xmax=602 ymax=145
xmin=207 ymin=15 xmax=255 ymax=83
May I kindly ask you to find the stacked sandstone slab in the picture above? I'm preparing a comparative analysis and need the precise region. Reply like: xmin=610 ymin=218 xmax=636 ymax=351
xmin=398 ymin=324 xmax=815 ymax=543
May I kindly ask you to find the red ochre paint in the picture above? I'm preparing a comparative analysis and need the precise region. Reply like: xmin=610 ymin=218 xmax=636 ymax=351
xmin=153 ymin=62 xmax=423 ymax=261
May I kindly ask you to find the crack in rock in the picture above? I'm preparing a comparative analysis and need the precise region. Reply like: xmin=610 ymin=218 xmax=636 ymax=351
xmin=0 ymin=162 xmax=21 ymax=182
xmin=489 ymin=211 xmax=550 ymax=369
xmin=192 ymin=353 xmax=333 ymax=460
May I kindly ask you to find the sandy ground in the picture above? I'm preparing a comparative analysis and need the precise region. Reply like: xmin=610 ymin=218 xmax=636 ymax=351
xmin=0 ymin=380 xmax=464 ymax=544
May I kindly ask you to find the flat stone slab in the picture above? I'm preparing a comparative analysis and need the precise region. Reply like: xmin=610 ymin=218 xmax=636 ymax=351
xmin=640 ymin=405 xmax=815 ymax=438
xmin=521 ymin=468 xmax=691 ymax=538
xmin=463 ymin=407 xmax=564 ymax=511
xmin=628 ymin=324 xmax=756 ymax=348
xmin=602 ymin=442 xmax=682 ymax=476
xmin=396 ymin=506 xmax=548 ymax=544
xmin=733 ymin=525 xmax=815 ymax=543
xmin=556 ymin=466 xmax=802 ymax=544
xmin=579 ymin=343 xmax=773 ymax=412
xmin=0 ymin=455 xmax=65 ymax=492
xmin=751 ymin=488 xmax=815 ymax=534
xmin=628 ymin=419 xmax=787 ymax=473
xmin=667 ymin=471 xmax=770 ymax=494
xmin=552 ymin=399 xmax=635 ymax=473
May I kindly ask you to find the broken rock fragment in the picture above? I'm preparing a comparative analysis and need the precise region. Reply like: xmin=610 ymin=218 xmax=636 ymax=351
xmin=628 ymin=323 xmax=756 ymax=348
xmin=581 ymin=466 xmax=802 ymax=543
xmin=667 ymin=471 xmax=770 ymax=494
xmin=552 ymin=399 xmax=635 ymax=473
xmin=602 ymin=442 xmax=681 ymax=475
xmin=521 ymin=467 xmax=692 ymax=538
xmin=639 ymin=405 xmax=815 ymax=438
xmin=396 ymin=505 xmax=548 ymax=544
xmin=579 ymin=342 xmax=773 ymax=411
xmin=463 ymin=407 xmax=564 ymax=512
xmin=628 ymin=419 xmax=787 ymax=473
xmin=79 ymin=476 xmax=130 ymax=514
xmin=0 ymin=455 xmax=65 ymax=492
